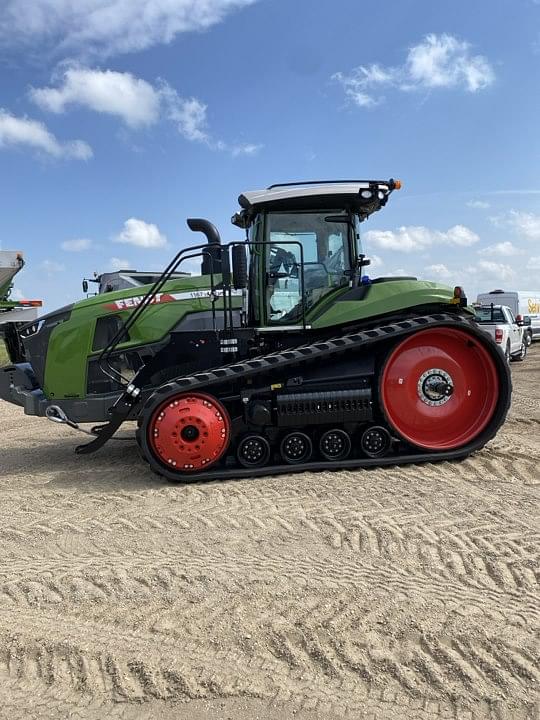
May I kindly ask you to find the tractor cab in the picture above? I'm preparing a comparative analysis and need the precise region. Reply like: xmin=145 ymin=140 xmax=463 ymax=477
xmin=231 ymin=180 xmax=400 ymax=328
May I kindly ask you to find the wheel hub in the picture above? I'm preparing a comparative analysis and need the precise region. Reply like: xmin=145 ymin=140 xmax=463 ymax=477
xmin=417 ymin=368 xmax=454 ymax=406
xmin=181 ymin=424 xmax=200 ymax=441
xmin=148 ymin=393 xmax=230 ymax=472
xmin=380 ymin=328 xmax=500 ymax=451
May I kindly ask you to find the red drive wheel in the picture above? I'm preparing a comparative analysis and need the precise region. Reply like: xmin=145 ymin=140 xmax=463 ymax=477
xmin=380 ymin=328 xmax=499 ymax=451
xmin=148 ymin=392 xmax=231 ymax=472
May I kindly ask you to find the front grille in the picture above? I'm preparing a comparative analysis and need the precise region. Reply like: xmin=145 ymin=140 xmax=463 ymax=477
xmin=276 ymin=388 xmax=372 ymax=426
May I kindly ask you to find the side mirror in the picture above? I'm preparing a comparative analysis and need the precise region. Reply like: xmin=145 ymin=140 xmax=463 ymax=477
xmin=516 ymin=314 xmax=524 ymax=327
xmin=232 ymin=244 xmax=248 ymax=289
xmin=82 ymin=280 xmax=88 ymax=293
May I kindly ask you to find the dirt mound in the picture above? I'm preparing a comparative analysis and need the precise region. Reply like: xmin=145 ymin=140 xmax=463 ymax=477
xmin=0 ymin=348 xmax=538 ymax=720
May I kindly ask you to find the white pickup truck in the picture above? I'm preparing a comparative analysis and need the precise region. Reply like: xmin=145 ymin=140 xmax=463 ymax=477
xmin=473 ymin=305 xmax=527 ymax=362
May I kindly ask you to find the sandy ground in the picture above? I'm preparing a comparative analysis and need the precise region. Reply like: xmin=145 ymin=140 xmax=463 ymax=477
xmin=0 ymin=348 xmax=538 ymax=720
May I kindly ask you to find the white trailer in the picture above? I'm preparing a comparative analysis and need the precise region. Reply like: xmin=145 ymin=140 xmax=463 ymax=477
xmin=476 ymin=290 xmax=540 ymax=343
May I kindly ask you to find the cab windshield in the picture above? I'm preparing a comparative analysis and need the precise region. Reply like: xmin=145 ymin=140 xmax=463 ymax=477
xmin=265 ymin=211 xmax=354 ymax=324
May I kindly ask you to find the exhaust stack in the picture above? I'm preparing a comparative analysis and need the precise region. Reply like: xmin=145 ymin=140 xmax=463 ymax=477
xmin=187 ymin=218 xmax=222 ymax=275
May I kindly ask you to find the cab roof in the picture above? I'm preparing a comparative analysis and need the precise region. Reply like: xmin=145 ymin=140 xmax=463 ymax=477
xmin=233 ymin=179 xmax=400 ymax=227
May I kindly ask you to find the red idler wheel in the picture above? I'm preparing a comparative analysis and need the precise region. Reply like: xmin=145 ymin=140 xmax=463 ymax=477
xmin=148 ymin=392 xmax=231 ymax=472
xmin=380 ymin=328 xmax=499 ymax=451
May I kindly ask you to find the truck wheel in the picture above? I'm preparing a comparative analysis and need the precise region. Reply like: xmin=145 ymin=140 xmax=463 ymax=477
xmin=511 ymin=341 xmax=527 ymax=362
xmin=525 ymin=331 xmax=532 ymax=348
xmin=504 ymin=342 xmax=511 ymax=364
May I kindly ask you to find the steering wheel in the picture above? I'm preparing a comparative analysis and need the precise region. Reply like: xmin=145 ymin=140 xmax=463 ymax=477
xmin=269 ymin=246 xmax=298 ymax=277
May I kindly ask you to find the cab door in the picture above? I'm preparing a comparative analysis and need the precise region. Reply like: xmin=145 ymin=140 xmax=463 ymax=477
xmin=262 ymin=211 xmax=352 ymax=328
xmin=506 ymin=308 xmax=522 ymax=353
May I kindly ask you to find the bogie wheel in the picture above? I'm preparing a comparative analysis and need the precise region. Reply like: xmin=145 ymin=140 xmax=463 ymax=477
xmin=280 ymin=432 xmax=313 ymax=464
xmin=380 ymin=327 xmax=500 ymax=451
xmin=360 ymin=426 xmax=392 ymax=458
xmin=319 ymin=429 xmax=351 ymax=461
xmin=147 ymin=392 xmax=231 ymax=473
xmin=237 ymin=434 xmax=271 ymax=468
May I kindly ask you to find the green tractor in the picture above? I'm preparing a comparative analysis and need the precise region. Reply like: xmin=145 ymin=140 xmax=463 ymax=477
xmin=0 ymin=180 xmax=510 ymax=481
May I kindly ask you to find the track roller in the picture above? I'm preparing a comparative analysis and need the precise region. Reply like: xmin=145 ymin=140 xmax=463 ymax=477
xmin=360 ymin=426 xmax=392 ymax=458
xmin=319 ymin=429 xmax=351 ymax=461
xmin=280 ymin=432 xmax=313 ymax=464
xmin=237 ymin=434 xmax=271 ymax=468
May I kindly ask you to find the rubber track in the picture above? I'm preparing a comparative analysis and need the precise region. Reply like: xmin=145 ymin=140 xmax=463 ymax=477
xmin=136 ymin=313 xmax=512 ymax=481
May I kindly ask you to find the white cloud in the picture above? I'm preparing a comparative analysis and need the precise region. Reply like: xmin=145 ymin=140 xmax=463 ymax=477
xmin=507 ymin=210 xmax=540 ymax=241
xmin=165 ymin=93 xmax=210 ymax=143
xmin=61 ymin=238 xmax=92 ymax=252
xmin=528 ymin=256 xmax=540 ymax=270
xmin=333 ymin=33 xmax=494 ymax=108
xmin=368 ymin=254 xmax=383 ymax=269
xmin=490 ymin=210 xmax=540 ymax=241
xmin=424 ymin=263 xmax=452 ymax=279
xmin=162 ymin=85 xmax=262 ymax=154
xmin=114 ymin=218 xmax=167 ymax=249
xmin=364 ymin=224 xmax=479 ymax=253
xmin=109 ymin=257 xmax=131 ymax=270
xmin=31 ymin=67 xmax=160 ymax=128
xmin=0 ymin=109 xmax=92 ymax=159
xmin=477 ymin=260 xmax=516 ymax=282
xmin=385 ymin=268 xmax=410 ymax=277
xmin=332 ymin=64 xmax=396 ymax=107
xmin=41 ymin=259 xmax=65 ymax=273
xmin=478 ymin=241 xmax=524 ymax=257
xmin=229 ymin=142 xmax=262 ymax=157
xmin=0 ymin=0 xmax=257 ymax=58
xmin=406 ymin=34 xmax=494 ymax=92
xmin=467 ymin=199 xmax=490 ymax=209
xmin=444 ymin=225 xmax=480 ymax=246
xmin=31 ymin=68 xmax=261 ymax=156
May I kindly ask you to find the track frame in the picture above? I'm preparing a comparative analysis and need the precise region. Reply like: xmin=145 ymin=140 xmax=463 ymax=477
xmin=134 ymin=313 xmax=511 ymax=482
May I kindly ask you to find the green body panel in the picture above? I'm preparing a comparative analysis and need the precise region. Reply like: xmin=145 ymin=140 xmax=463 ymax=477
xmin=308 ymin=280 xmax=459 ymax=329
xmin=42 ymin=272 xmax=464 ymax=400
xmin=43 ymin=274 xmax=227 ymax=399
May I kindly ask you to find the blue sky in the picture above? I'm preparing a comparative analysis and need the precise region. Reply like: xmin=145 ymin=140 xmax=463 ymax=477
xmin=1 ymin=0 xmax=539 ymax=310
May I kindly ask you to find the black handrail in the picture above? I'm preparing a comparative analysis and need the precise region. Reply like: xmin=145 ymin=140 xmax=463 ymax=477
xmin=267 ymin=179 xmax=398 ymax=190
xmin=98 ymin=244 xmax=215 ymax=385
xmin=98 ymin=239 xmax=309 ymax=387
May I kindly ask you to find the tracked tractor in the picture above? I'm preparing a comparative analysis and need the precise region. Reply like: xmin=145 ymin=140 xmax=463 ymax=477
xmin=0 ymin=180 xmax=511 ymax=481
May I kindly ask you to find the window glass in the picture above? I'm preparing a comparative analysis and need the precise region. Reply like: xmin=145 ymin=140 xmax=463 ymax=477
xmin=265 ymin=212 xmax=351 ymax=324
xmin=474 ymin=307 xmax=505 ymax=323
